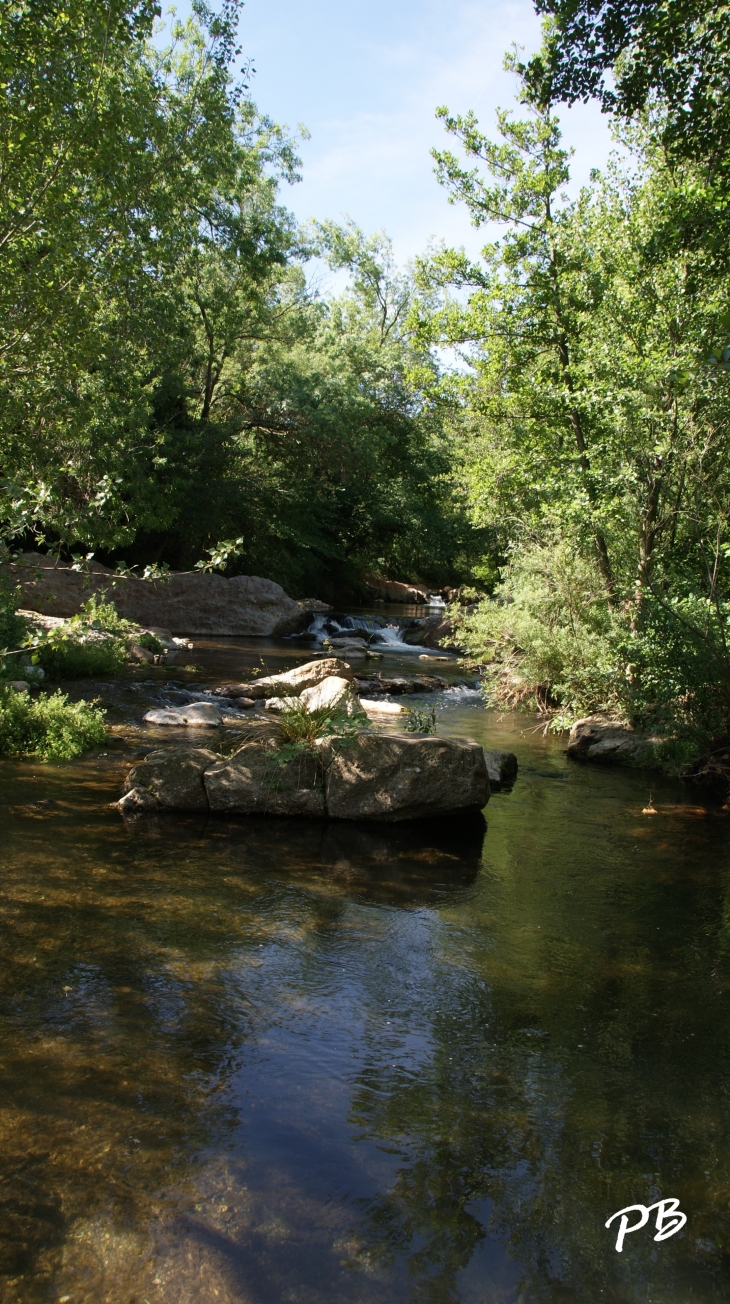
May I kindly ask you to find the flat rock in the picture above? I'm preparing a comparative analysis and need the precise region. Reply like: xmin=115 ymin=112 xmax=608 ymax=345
xmin=567 ymin=716 xmax=658 ymax=765
xmin=204 ymin=743 xmax=325 ymax=817
xmin=124 ymin=747 xmax=218 ymax=810
xmin=360 ymin=699 xmax=405 ymax=716
xmin=11 ymin=553 xmax=303 ymax=636
xmin=483 ymin=749 xmax=518 ymax=789
xmin=143 ymin=702 xmax=223 ymax=727
xmin=321 ymin=732 xmax=489 ymax=822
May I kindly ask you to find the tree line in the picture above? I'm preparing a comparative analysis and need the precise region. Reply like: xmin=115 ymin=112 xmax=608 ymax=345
xmin=2 ymin=0 xmax=729 ymax=747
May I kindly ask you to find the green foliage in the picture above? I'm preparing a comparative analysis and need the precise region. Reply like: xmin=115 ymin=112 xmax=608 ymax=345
xmin=422 ymin=62 xmax=730 ymax=748
xmin=33 ymin=627 xmax=129 ymax=680
xmin=0 ymin=2 xmax=478 ymax=598
xmin=77 ymin=596 xmax=133 ymax=635
xmin=403 ymin=704 xmax=437 ymax=734
xmin=524 ymin=0 xmax=730 ymax=180
xmin=0 ymin=687 xmax=106 ymax=760
xmin=273 ymin=699 xmax=366 ymax=746
xmin=0 ymin=579 xmax=25 ymax=657
xmin=455 ymin=544 xmax=623 ymax=716
xmin=135 ymin=632 xmax=165 ymax=653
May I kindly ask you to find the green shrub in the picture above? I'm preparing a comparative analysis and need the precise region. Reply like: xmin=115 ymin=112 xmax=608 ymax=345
xmin=403 ymin=704 xmax=437 ymax=733
xmin=78 ymin=595 xmax=133 ymax=635
xmin=455 ymin=543 xmax=623 ymax=717
xmin=34 ymin=630 xmax=128 ymax=679
xmin=0 ymin=577 xmax=26 ymax=660
xmin=0 ymin=687 xmax=106 ymax=760
xmin=135 ymin=631 xmax=165 ymax=653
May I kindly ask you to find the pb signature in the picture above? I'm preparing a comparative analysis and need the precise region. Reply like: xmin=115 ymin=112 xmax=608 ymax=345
xmin=605 ymin=1199 xmax=687 ymax=1252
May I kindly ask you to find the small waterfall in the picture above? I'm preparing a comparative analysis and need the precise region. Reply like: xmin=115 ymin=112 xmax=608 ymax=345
xmin=369 ymin=625 xmax=423 ymax=653
xmin=295 ymin=610 xmax=433 ymax=654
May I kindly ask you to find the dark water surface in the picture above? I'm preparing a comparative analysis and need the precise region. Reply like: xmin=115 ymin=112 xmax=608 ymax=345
xmin=2 ymin=632 xmax=730 ymax=1303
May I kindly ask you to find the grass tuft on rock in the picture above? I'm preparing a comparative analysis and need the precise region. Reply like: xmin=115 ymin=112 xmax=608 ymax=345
xmin=0 ymin=687 xmax=107 ymax=760
xmin=273 ymin=699 xmax=366 ymax=745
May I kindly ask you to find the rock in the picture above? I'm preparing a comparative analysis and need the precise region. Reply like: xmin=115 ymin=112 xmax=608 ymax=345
xmin=321 ymin=732 xmax=490 ymax=821
xmin=143 ymin=702 xmax=223 ymax=727
xmin=142 ymin=709 xmax=185 ymax=725
xmin=419 ymin=653 xmax=455 ymax=661
xmin=355 ymin=673 xmax=447 ymax=695
xmin=5 ymin=680 xmax=30 ymax=693
xmin=364 ymin=576 xmax=430 ymax=603
xmin=300 ymin=675 xmax=362 ymax=715
xmin=117 ymin=785 xmax=160 ymax=814
xmin=10 ymin=553 xmax=304 ymax=636
xmin=140 ymin=625 xmax=174 ymax=645
xmin=297 ymin=598 xmax=333 ymax=613
xmin=483 ymin=749 xmax=518 ymax=789
xmin=326 ymin=635 xmax=368 ymax=647
xmin=204 ymin=743 xmax=325 ymax=817
xmin=567 ymin=716 xmax=658 ymax=765
xmin=359 ymin=699 xmax=405 ymax=716
xmin=124 ymin=747 xmax=218 ymax=810
xmin=129 ymin=643 xmax=155 ymax=664
xmin=264 ymin=695 xmax=297 ymax=712
xmin=212 ymin=657 xmax=354 ymax=700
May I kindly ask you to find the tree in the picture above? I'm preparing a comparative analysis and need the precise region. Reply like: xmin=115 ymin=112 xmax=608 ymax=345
xmin=420 ymin=74 xmax=730 ymax=733
xmin=522 ymin=0 xmax=730 ymax=169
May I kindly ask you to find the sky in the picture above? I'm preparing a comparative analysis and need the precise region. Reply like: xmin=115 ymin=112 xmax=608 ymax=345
xmin=165 ymin=0 xmax=616 ymax=268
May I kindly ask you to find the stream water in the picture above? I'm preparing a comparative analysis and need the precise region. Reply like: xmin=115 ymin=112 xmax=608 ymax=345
xmin=2 ymin=617 xmax=730 ymax=1303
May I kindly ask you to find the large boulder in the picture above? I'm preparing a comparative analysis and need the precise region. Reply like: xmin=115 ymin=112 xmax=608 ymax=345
xmin=122 ymin=747 xmax=218 ymax=811
xmin=204 ymin=744 xmax=325 ymax=817
xmin=213 ymin=657 xmax=353 ymax=700
xmin=321 ymin=732 xmax=489 ymax=822
xmin=567 ymin=716 xmax=659 ymax=765
xmin=9 ymin=553 xmax=304 ymax=636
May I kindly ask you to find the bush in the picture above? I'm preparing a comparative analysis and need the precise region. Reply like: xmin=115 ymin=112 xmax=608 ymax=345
xmin=455 ymin=543 xmax=623 ymax=717
xmin=78 ymin=594 xmax=133 ymax=635
xmin=0 ymin=687 xmax=107 ymax=760
xmin=0 ymin=577 xmax=26 ymax=660
xmin=34 ymin=630 xmax=129 ymax=679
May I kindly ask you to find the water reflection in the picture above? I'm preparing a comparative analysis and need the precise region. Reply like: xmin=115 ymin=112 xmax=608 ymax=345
xmin=2 ymin=677 xmax=730 ymax=1302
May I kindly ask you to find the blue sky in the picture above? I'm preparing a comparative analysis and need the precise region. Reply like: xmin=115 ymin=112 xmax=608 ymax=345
xmin=166 ymin=1 xmax=615 ymax=266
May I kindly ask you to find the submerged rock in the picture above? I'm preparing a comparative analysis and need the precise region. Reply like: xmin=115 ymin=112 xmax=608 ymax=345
xmin=320 ymin=732 xmax=490 ymax=822
xmin=483 ymin=749 xmax=518 ymax=789
xmin=567 ymin=716 xmax=660 ymax=765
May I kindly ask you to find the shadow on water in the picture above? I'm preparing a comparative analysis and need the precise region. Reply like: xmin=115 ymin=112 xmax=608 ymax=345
xmin=3 ymin=655 xmax=730 ymax=1302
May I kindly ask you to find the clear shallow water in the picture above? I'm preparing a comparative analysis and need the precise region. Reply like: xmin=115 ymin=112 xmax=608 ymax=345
xmin=2 ymin=634 xmax=730 ymax=1303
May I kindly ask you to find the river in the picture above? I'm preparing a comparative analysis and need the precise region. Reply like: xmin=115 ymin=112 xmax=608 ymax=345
xmin=1 ymin=619 xmax=729 ymax=1304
